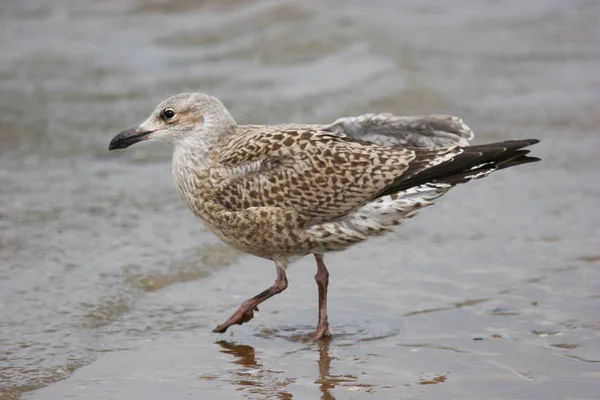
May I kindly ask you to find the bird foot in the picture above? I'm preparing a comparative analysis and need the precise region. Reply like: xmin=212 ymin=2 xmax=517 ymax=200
xmin=311 ymin=324 xmax=332 ymax=340
xmin=213 ymin=305 xmax=258 ymax=333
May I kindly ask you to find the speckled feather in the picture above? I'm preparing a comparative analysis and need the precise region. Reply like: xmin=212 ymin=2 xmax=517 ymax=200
xmin=121 ymin=93 xmax=539 ymax=262
xmin=181 ymin=124 xmax=463 ymax=258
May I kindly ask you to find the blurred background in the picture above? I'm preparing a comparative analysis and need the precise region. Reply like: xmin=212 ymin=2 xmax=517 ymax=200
xmin=1 ymin=0 xmax=599 ymax=399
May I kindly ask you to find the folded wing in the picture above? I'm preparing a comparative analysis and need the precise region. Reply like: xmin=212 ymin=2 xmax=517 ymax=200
xmin=325 ymin=113 xmax=474 ymax=148
xmin=212 ymin=128 xmax=461 ymax=224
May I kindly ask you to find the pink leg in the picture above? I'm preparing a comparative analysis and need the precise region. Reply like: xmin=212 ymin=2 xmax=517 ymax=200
xmin=213 ymin=261 xmax=288 ymax=334
xmin=312 ymin=254 xmax=332 ymax=340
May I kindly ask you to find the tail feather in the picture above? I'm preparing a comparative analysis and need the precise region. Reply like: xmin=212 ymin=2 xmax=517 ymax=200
xmin=378 ymin=139 xmax=540 ymax=197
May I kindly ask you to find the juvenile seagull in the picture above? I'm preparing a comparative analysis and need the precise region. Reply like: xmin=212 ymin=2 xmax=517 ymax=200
xmin=109 ymin=93 xmax=540 ymax=340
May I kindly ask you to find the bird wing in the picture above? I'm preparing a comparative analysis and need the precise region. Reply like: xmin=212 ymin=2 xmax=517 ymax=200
xmin=209 ymin=127 xmax=461 ymax=224
xmin=325 ymin=113 xmax=474 ymax=148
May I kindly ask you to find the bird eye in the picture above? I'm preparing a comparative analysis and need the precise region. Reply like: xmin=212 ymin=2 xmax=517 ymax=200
xmin=162 ymin=108 xmax=175 ymax=119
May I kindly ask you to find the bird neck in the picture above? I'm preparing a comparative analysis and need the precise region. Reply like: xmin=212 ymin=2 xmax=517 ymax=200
xmin=173 ymin=140 xmax=210 ymax=172
xmin=171 ymin=144 xmax=210 ymax=218
xmin=172 ymin=123 xmax=235 ymax=170
xmin=171 ymin=125 xmax=235 ymax=215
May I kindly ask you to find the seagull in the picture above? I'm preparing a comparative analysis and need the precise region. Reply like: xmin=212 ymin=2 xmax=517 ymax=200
xmin=109 ymin=92 xmax=540 ymax=340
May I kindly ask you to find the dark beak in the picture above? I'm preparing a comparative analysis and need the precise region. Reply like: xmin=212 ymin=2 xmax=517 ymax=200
xmin=108 ymin=127 xmax=154 ymax=150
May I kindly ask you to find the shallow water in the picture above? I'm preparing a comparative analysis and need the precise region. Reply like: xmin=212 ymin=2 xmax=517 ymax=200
xmin=1 ymin=0 xmax=599 ymax=399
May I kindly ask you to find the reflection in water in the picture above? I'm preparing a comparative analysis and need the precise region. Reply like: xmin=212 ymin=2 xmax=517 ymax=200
xmin=217 ymin=338 xmax=377 ymax=399
xmin=315 ymin=338 xmax=336 ymax=400
xmin=216 ymin=340 xmax=294 ymax=399
xmin=217 ymin=340 xmax=261 ymax=369
xmin=314 ymin=339 xmax=377 ymax=397
xmin=217 ymin=339 xmax=344 ymax=399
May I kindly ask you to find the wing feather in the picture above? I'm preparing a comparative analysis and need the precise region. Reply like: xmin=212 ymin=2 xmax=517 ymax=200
xmin=325 ymin=113 xmax=474 ymax=148
xmin=210 ymin=127 xmax=459 ymax=224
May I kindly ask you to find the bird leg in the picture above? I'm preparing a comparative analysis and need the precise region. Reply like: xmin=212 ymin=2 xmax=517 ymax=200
xmin=213 ymin=261 xmax=288 ymax=334
xmin=312 ymin=254 xmax=332 ymax=340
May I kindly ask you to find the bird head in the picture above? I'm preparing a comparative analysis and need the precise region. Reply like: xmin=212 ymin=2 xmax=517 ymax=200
xmin=109 ymin=92 xmax=236 ymax=151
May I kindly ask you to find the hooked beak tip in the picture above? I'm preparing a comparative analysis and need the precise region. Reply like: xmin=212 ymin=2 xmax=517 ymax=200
xmin=109 ymin=127 xmax=153 ymax=151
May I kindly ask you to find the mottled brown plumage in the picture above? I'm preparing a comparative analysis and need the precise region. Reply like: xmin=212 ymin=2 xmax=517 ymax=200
xmin=109 ymin=92 xmax=540 ymax=339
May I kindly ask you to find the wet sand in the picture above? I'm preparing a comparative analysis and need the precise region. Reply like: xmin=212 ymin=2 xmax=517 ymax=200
xmin=1 ymin=0 xmax=599 ymax=399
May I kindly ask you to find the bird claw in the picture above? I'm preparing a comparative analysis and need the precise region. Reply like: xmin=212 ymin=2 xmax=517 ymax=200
xmin=213 ymin=307 xmax=256 ymax=333
xmin=212 ymin=325 xmax=226 ymax=334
